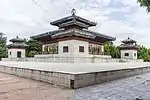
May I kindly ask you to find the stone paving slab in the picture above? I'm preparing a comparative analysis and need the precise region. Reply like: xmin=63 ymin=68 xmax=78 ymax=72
xmin=1 ymin=61 xmax=150 ymax=89
xmin=1 ymin=72 xmax=150 ymax=100
xmin=76 ymin=72 xmax=150 ymax=100
xmin=1 ymin=61 xmax=150 ymax=74
xmin=0 ymin=73 xmax=74 ymax=100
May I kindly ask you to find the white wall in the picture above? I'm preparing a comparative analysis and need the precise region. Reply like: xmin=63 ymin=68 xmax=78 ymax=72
xmin=41 ymin=40 xmax=105 ymax=58
xmin=121 ymin=50 xmax=137 ymax=59
xmin=8 ymin=49 xmax=25 ymax=58
xmin=42 ymin=45 xmax=45 ymax=52
xmin=41 ymin=40 xmax=104 ymax=57
xmin=58 ymin=40 xmax=89 ymax=57
xmin=101 ymin=45 xmax=104 ymax=53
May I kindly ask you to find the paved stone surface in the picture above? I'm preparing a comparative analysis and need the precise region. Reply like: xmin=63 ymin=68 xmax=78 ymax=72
xmin=0 ymin=61 xmax=150 ymax=74
xmin=1 ymin=69 xmax=150 ymax=100
xmin=76 ymin=73 xmax=150 ymax=100
xmin=0 ymin=72 xmax=74 ymax=100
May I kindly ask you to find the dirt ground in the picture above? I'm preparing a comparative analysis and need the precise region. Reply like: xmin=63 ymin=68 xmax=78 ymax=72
xmin=0 ymin=73 xmax=74 ymax=100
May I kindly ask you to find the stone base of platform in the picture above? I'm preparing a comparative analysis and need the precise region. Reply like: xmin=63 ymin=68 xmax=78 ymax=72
xmin=0 ymin=62 xmax=150 ymax=89
xmin=2 ymin=57 xmax=143 ymax=63
xmin=0 ymin=66 xmax=74 ymax=88
xmin=74 ymin=67 xmax=150 ymax=88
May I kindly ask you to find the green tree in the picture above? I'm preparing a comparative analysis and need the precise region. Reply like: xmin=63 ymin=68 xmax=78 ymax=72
xmin=104 ymin=43 xmax=150 ymax=62
xmin=0 ymin=33 xmax=7 ymax=59
xmin=138 ymin=45 xmax=150 ymax=62
xmin=104 ymin=42 xmax=120 ymax=58
xmin=137 ymin=0 xmax=150 ymax=12
xmin=25 ymin=39 xmax=42 ymax=57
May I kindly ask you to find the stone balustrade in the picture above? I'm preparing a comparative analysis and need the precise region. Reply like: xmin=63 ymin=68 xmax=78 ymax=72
xmin=2 ymin=57 xmax=143 ymax=63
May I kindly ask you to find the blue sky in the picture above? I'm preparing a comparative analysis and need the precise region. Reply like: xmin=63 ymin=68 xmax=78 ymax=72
xmin=0 ymin=0 xmax=150 ymax=47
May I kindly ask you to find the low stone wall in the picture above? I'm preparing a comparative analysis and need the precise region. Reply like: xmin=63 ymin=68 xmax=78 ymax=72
xmin=0 ymin=64 xmax=149 ymax=89
xmin=73 ymin=67 xmax=150 ymax=88
xmin=0 ymin=65 xmax=74 ymax=88
xmin=2 ymin=57 xmax=143 ymax=63
xmin=34 ymin=54 xmax=112 ymax=59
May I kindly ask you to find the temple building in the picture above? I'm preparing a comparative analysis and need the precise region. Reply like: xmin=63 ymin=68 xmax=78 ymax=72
xmin=7 ymin=36 xmax=27 ymax=58
xmin=120 ymin=37 xmax=138 ymax=59
xmin=31 ymin=9 xmax=115 ymax=58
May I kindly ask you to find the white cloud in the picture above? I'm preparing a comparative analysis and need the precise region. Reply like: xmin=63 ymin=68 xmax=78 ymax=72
xmin=101 ymin=0 xmax=112 ymax=6
xmin=117 ymin=0 xmax=139 ymax=7
xmin=7 ymin=14 xmax=36 ymax=27
xmin=0 ymin=0 xmax=150 ymax=47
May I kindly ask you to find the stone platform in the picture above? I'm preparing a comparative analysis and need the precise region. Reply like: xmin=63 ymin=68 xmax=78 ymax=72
xmin=0 ymin=61 xmax=150 ymax=89
xmin=0 ymin=72 xmax=73 ymax=100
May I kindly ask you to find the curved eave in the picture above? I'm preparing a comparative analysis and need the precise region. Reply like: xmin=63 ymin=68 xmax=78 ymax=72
xmin=51 ymin=29 xmax=95 ymax=39
xmin=31 ymin=29 xmax=116 ymax=42
xmin=50 ymin=16 xmax=73 ymax=26
xmin=7 ymin=46 xmax=26 ymax=49
xmin=121 ymin=41 xmax=136 ymax=44
xmin=75 ymin=15 xmax=97 ymax=26
xmin=31 ymin=30 xmax=64 ymax=40
xmin=7 ymin=43 xmax=28 ymax=48
xmin=31 ymin=33 xmax=50 ymax=40
xmin=52 ymin=33 xmax=95 ymax=40
xmin=50 ymin=15 xmax=96 ymax=27
xmin=120 ymin=47 xmax=138 ymax=50
xmin=83 ymin=30 xmax=116 ymax=41
xmin=9 ymin=39 xmax=24 ymax=43
xmin=119 ymin=45 xmax=139 ymax=50
xmin=51 ymin=29 xmax=115 ymax=41
xmin=59 ymin=21 xmax=89 ymax=29
xmin=121 ymin=38 xmax=136 ymax=44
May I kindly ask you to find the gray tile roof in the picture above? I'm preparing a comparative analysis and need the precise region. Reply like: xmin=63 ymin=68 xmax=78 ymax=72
xmin=50 ymin=15 xmax=97 ymax=28
xmin=31 ymin=29 xmax=64 ymax=39
xmin=31 ymin=28 xmax=115 ymax=41
xmin=9 ymin=36 xmax=25 ymax=43
xmin=120 ymin=44 xmax=138 ymax=48
xmin=122 ymin=37 xmax=136 ymax=43
xmin=7 ymin=43 xmax=27 ymax=48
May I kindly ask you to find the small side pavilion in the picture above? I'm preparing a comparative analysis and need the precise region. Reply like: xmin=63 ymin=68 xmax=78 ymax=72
xmin=7 ymin=36 xmax=27 ymax=58
xmin=120 ymin=37 xmax=138 ymax=59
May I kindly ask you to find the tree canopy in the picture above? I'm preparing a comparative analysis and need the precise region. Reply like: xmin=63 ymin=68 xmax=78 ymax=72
xmin=138 ymin=0 xmax=150 ymax=12
xmin=25 ymin=39 xmax=42 ymax=57
xmin=0 ymin=33 xmax=7 ymax=60
xmin=104 ymin=42 xmax=120 ymax=58
xmin=137 ymin=45 xmax=150 ymax=61
xmin=103 ymin=42 xmax=150 ymax=62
